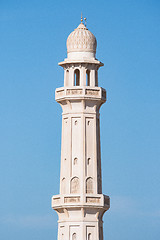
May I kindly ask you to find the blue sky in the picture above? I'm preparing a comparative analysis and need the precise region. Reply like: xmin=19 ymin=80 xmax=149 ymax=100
xmin=0 ymin=0 xmax=160 ymax=239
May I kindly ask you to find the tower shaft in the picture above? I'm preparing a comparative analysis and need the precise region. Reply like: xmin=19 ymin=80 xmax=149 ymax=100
xmin=52 ymin=21 xmax=110 ymax=240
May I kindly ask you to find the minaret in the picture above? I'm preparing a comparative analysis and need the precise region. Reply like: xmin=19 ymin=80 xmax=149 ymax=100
xmin=52 ymin=18 xmax=110 ymax=240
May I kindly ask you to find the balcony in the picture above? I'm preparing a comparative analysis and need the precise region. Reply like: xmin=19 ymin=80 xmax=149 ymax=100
xmin=55 ymin=86 xmax=106 ymax=102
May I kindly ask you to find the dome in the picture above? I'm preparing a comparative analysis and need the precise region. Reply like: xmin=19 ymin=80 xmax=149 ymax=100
xmin=67 ymin=23 xmax=97 ymax=55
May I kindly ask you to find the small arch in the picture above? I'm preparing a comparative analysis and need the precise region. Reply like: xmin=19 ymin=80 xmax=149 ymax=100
xmin=95 ymin=70 xmax=98 ymax=86
xmin=75 ymin=120 xmax=78 ymax=125
xmin=74 ymin=157 xmax=78 ymax=165
xmin=72 ymin=233 xmax=76 ymax=240
xmin=86 ymin=177 xmax=93 ymax=194
xmin=87 ymin=158 xmax=91 ymax=165
xmin=88 ymin=233 xmax=91 ymax=240
xmin=86 ymin=69 xmax=90 ymax=86
xmin=71 ymin=177 xmax=80 ymax=193
xmin=74 ymin=69 xmax=80 ymax=86
xmin=66 ymin=69 xmax=69 ymax=86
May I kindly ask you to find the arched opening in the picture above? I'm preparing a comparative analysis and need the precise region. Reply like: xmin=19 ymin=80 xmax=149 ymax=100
xmin=86 ymin=69 xmax=90 ymax=86
xmin=88 ymin=233 xmax=91 ymax=240
xmin=74 ymin=157 xmax=78 ymax=165
xmin=86 ymin=177 xmax=93 ymax=194
xmin=66 ymin=69 xmax=69 ymax=86
xmin=95 ymin=70 xmax=98 ymax=86
xmin=74 ymin=69 xmax=80 ymax=86
xmin=72 ymin=233 xmax=76 ymax=240
xmin=87 ymin=158 xmax=91 ymax=165
xmin=71 ymin=177 xmax=80 ymax=193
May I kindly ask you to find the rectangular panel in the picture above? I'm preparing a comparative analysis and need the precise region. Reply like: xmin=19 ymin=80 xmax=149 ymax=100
xmin=85 ymin=117 xmax=94 ymax=177
xmin=62 ymin=117 xmax=69 ymax=161
xmin=71 ymin=117 xmax=81 ymax=177
xmin=86 ymin=226 xmax=95 ymax=240
xmin=61 ymin=117 xmax=70 ymax=194
xmin=70 ymin=225 xmax=80 ymax=240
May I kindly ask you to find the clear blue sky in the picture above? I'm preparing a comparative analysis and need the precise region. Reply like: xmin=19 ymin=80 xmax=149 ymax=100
xmin=0 ymin=0 xmax=160 ymax=239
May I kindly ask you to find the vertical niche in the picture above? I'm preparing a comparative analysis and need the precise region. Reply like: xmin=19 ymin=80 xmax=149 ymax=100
xmin=74 ymin=69 xmax=80 ymax=86
xmin=86 ymin=177 xmax=93 ymax=194
xmin=85 ymin=118 xmax=94 ymax=177
xmin=71 ymin=117 xmax=81 ymax=176
xmin=61 ymin=177 xmax=66 ymax=194
xmin=86 ymin=69 xmax=90 ymax=86
xmin=62 ymin=117 xmax=69 ymax=178
xmin=70 ymin=177 xmax=80 ymax=194
xmin=65 ymin=69 xmax=69 ymax=86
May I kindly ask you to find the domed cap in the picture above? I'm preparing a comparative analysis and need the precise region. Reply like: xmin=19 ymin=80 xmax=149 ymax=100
xmin=67 ymin=22 xmax=97 ymax=54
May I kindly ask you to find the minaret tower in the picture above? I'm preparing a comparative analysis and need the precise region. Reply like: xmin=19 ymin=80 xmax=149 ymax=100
xmin=52 ymin=18 xmax=110 ymax=240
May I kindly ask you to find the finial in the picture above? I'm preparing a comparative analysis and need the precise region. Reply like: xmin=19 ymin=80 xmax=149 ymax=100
xmin=84 ymin=17 xmax=87 ymax=27
xmin=81 ymin=13 xmax=83 ymax=23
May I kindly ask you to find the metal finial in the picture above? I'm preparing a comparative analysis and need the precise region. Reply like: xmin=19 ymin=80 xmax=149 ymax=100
xmin=81 ymin=13 xmax=83 ymax=23
xmin=84 ymin=17 xmax=87 ymax=27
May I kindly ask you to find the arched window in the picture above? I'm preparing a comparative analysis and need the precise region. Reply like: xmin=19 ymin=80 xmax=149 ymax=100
xmin=86 ymin=177 xmax=93 ymax=194
xmin=86 ymin=69 xmax=90 ymax=86
xmin=71 ymin=177 xmax=80 ymax=193
xmin=66 ymin=69 xmax=69 ymax=86
xmin=87 ymin=158 xmax=91 ymax=165
xmin=95 ymin=70 xmax=98 ymax=86
xmin=72 ymin=233 xmax=76 ymax=240
xmin=88 ymin=233 xmax=91 ymax=240
xmin=74 ymin=69 xmax=80 ymax=86
xmin=74 ymin=157 xmax=78 ymax=165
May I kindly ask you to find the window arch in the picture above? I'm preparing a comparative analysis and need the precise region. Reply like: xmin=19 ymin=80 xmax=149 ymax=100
xmin=71 ymin=177 xmax=80 ymax=193
xmin=74 ymin=69 xmax=80 ymax=86
xmin=86 ymin=177 xmax=93 ymax=194
xmin=86 ymin=69 xmax=90 ymax=86
xmin=88 ymin=233 xmax=91 ymax=240
xmin=72 ymin=233 xmax=76 ymax=240
xmin=74 ymin=157 xmax=78 ymax=165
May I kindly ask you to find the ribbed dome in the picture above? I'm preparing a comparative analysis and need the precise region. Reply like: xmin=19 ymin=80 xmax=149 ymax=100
xmin=67 ymin=23 xmax=97 ymax=54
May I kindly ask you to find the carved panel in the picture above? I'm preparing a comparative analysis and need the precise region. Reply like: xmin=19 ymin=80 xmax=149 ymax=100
xmin=67 ymin=89 xmax=82 ymax=95
xmin=64 ymin=197 xmax=80 ymax=203
xmin=86 ymin=197 xmax=100 ymax=204
xmin=86 ymin=89 xmax=99 ymax=96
